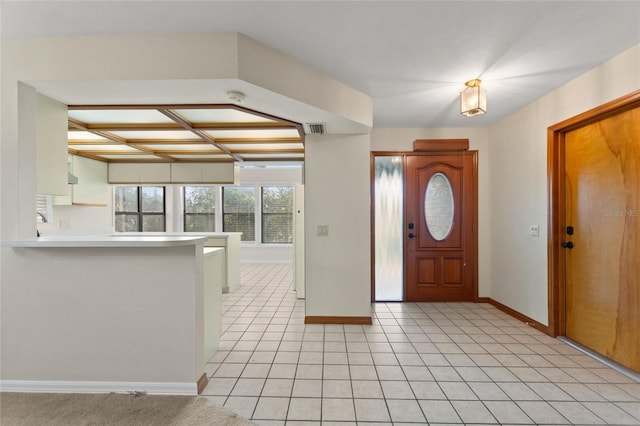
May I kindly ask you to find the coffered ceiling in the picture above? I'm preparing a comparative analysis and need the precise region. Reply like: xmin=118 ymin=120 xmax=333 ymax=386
xmin=67 ymin=105 xmax=305 ymax=164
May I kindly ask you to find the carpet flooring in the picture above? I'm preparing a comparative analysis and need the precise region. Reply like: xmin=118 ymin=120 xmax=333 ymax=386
xmin=0 ymin=392 xmax=252 ymax=425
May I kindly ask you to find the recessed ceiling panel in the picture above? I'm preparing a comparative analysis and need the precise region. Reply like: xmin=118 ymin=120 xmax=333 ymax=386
xmin=111 ymin=130 xmax=196 ymax=140
xmin=69 ymin=109 xmax=175 ymax=124
xmin=205 ymin=129 xmax=300 ymax=139
xmin=143 ymin=144 xmax=219 ymax=151
xmin=222 ymin=143 xmax=304 ymax=151
xmin=100 ymin=154 xmax=166 ymax=160
xmin=68 ymin=131 xmax=110 ymax=141
xmin=71 ymin=145 xmax=139 ymax=152
xmin=175 ymin=109 xmax=276 ymax=124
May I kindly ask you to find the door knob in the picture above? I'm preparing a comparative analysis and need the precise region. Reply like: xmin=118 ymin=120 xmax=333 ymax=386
xmin=408 ymin=233 xmax=416 ymax=239
xmin=562 ymin=241 xmax=574 ymax=249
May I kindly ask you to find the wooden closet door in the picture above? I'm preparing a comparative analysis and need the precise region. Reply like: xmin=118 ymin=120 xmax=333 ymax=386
xmin=564 ymin=107 xmax=640 ymax=371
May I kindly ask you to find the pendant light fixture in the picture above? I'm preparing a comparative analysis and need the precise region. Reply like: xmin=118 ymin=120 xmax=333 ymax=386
xmin=460 ymin=79 xmax=486 ymax=117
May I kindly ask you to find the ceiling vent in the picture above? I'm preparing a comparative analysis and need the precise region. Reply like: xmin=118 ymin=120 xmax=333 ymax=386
xmin=306 ymin=123 xmax=326 ymax=135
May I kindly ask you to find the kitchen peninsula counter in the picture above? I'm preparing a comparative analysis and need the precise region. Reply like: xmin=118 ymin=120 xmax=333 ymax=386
xmin=1 ymin=234 xmax=216 ymax=395
xmin=4 ymin=234 xmax=208 ymax=247
xmin=116 ymin=232 xmax=242 ymax=292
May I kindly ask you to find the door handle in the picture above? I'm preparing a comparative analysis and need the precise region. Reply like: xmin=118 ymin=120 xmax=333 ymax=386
xmin=408 ymin=233 xmax=415 ymax=239
xmin=562 ymin=241 xmax=574 ymax=249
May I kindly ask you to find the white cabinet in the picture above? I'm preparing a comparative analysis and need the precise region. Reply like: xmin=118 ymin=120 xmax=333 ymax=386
xmin=171 ymin=163 xmax=237 ymax=184
xmin=140 ymin=164 xmax=172 ymax=183
xmin=203 ymin=234 xmax=241 ymax=293
xmin=108 ymin=163 xmax=171 ymax=183
xmin=109 ymin=162 xmax=237 ymax=184
xmin=71 ymin=156 xmax=109 ymax=205
xmin=36 ymin=94 xmax=68 ymax=195
xmin=53 ymin=155 xmax=109 ymax=206
xmin=169 ymin=163 xmax=201 ymax=183
xmin=203 ymin=247 xmax=224 ymax=362
xmin=108 ymin=164 xmax=139 ymax=183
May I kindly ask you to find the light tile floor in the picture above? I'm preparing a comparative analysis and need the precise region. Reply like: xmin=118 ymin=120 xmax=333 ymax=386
xmin=202 ymin=264 xmax=640 ymax=425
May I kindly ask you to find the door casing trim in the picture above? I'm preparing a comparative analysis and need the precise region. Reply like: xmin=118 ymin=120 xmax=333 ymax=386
xmin=370 ymin=149 xmax=478 ymax=303
xmin=547 ymin=89 xmax=640 ymax=337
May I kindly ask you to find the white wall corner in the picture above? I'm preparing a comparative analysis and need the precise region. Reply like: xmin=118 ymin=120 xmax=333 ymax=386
xmin=304 ymin=134 xmax=372 ymax=318
xmin=237 ymin=33 xmax=373 ymax=130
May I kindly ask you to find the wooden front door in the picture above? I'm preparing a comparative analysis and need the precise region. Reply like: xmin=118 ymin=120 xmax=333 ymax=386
xmin=564 ymin=106 xmax=640 ymax=372
xmin=405 ymin=152 xmax=476 ymax=301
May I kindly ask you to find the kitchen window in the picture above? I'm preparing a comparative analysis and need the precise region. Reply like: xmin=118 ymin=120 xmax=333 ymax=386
xmin=261 ymin=186 xmax=293 ymax=243
xmin=182 ymin=185 xmax=294 ymax=244
xmin=222 ymin=186 xmax=255 ymax=242
xmin=114 ymin=186 xmax=165 ymax=232
xmin=183 ymin=187 xmax=216 ymax=232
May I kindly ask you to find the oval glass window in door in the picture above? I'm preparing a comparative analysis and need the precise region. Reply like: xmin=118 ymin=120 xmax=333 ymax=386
xmin=424 ymin=173 xmax=455 ymax=241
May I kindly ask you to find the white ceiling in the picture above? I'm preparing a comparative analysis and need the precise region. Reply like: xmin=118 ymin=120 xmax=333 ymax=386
xmin=2 ymin=1 xmax=639 ymax=128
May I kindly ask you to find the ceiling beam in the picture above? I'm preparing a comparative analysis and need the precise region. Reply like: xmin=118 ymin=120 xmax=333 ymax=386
xmin=70 ymin=121 xmax=296 ymax=131
xmin=107 ymin=158 xmax=235 ymax=164
xmin=146 ymin=150 xmax=227 ymax=155
xmin=229 ymin=148 xmax=305 ymax=154
xmin=237 ymin=157 xmax=305 ymax=162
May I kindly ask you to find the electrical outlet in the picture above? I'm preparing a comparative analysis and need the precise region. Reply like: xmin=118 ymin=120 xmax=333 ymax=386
xmin=529 ymin=225 xmax=539 ymax=237
xmin=317 ymin=225 xmax=329 ymax=237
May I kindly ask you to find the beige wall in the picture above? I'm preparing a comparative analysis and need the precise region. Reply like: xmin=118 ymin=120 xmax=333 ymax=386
xmin=488 ymin=43 xmax=640 ymax=325
xmin=304 ymin=134 xmax=371 ymax=318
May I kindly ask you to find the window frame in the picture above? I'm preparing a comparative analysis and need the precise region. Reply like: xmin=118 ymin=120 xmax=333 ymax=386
xmin=183 ymin=186 xmax=217 ymax=232
xmin=221 ymin=185 xmax=257 ymax=242
xmin=260 ymin=185 xmax=294 ymax=244
xmin=179 ymin=184 xmax=295 ymax=246
xmin=114 ymin=186 xmax=166 ymax=232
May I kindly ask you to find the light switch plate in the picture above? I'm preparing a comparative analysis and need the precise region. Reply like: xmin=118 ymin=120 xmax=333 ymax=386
xmin=317 ymin=225 xmax=329 ymax=237
xmin=529 ymin=225 xmax=539 ymax=237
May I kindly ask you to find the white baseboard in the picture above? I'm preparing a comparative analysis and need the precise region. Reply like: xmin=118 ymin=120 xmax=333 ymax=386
xmin=0 ymin=380 xmax=198 ymax=395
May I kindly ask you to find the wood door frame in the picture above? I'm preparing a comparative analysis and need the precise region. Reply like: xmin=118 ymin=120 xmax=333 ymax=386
xmin=547 ymin=89 xmax=640 ymax=337
xmin=370 ymin=147 xmax=478 ymax=303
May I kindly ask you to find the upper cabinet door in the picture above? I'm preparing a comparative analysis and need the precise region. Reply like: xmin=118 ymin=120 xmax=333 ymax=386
xmin=36 ymin=94 xmax=68 ymax=195
xmin=71 ymin=156 xmax=109 ymax=206
xmin=108 ymin=163 xmax=171 ymax=184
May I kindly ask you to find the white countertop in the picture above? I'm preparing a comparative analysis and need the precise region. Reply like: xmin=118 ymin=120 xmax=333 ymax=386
xmin=116 ymin=232 xmax=242 ymax=240
xmin=4 ymin=235 xmax=209 ymax=248
xmin=203 ymin=247 xmax=225 ymax=255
